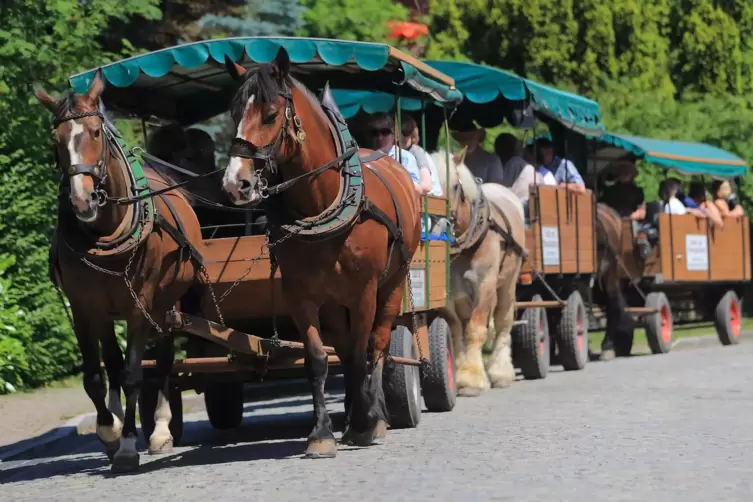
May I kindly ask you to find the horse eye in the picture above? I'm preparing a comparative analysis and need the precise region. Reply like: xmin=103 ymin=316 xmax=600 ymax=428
xmin=92 ymin=128 xmax=101 ymax=139
xmin=263 ymin=111 xmax=278 ymax=125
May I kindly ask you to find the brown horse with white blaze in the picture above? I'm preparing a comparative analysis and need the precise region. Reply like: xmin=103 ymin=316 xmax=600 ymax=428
xmin=222 ymin=50 xmax=421 ymax=458
xmin=35 ymin=71 xmax=204 ymax=473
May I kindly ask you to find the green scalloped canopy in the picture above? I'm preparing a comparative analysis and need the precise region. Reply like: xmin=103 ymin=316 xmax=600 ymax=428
xmin=424 ymin=60 xmax=604 ymax=135
xmin=69 ymin=37 xmax=462 ymax=125
xmin=330 ymin=90 xmax=426 ymax=119
xmin=594 ymin=133 xmax=748 ymax=178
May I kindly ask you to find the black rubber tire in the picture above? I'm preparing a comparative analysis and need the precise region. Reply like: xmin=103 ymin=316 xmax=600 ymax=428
xmin=514 ymin=294 xmax=550 ymax=380
xmin=421 ymin=316 xmax=457 ymax=412
xmin=383 ymin=325 xmax=422 ymax=429
xmin=644 ymin=292 xmax=673 ymax=354
xmin=204 ymin=382 xmax=244 ymax=430
xmin=555 ymin=291 xmax=589 ymax=371
xmin=139 ymin=380 xmax=184 ymax=446
xmin=715 ymin=290 xmax=742 ymax=346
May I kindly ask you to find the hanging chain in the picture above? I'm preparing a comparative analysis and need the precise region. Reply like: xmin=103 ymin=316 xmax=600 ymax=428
xmin=402 ymin=261 xmax=428 ymax=368
xmin=199 ymin=263 xmax=225 ymax=326
xmin=121 ymin=210 xmax=167 ymax=334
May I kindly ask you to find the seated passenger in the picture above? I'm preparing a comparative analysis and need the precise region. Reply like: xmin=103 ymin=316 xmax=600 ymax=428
xmin=599 ymin=160 xmax=646 ymax=220
xmin=494 ymin=132 xmax=539 ymax=200
xmin=364 ymin=112 xmax=427 ymax=196
xmin=400 ymin=114 xmax=442 ymax=196
xmin=659 ymin=178 xmax=705 ymax=218
xmin=183 ymin=128 xmax=217 ymax=174
xmin=450 ymin=122 xmax=505 ymax=185
xmin=711 ymin=180 xmax=744 ymax=217
xmin=687 ymin=181 xmax=723 ymax=228
xmin=147 ymin=123 xmax=188 ymax=167
xmin=535 ymin=136 xmax=587 ymax=193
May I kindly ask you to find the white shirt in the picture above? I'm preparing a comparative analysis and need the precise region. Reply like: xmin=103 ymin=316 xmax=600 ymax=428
xmin=408 ymin=144 xmax=443 ymax=196
xmin=536 ymin=167 xmax=557 ymax=186
xmin=664 ymin=197 xmax=687 ymax=215
xmin=387 ymin=145 xmax=421 ymax=187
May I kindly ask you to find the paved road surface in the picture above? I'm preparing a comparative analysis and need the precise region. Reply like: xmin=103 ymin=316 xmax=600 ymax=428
xmin=2 ymin=341 xmax=752 ymax=501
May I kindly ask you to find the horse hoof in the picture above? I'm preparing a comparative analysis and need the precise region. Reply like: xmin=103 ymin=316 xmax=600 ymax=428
xmin=373 ymin=420 xmax=388 ymax=441
xmin=457 ymin=386 xmax=483 ymax=397
xmin=304 ymin=439 xmax=337 ymax=459
xmin=111 ymin=452 xmax=140 ymax=474
xmin=103 ymin=440 xmax=120 ymax=463
xmin=599 ymin=349 xmax=616 ymax=362
xmin=148 ymin=436 xmax=174 ymax=456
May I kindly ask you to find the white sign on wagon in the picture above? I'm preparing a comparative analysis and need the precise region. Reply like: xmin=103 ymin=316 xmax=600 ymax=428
xmin=410 ymin=268 xmax=426 ymax=309
xmin=541 ymin=226 xmax=560 ymax=266
xmin=685 ymin=234 xmax=709 ymax=271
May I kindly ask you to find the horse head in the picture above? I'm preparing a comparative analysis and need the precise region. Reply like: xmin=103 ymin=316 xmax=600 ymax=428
xmin=431 ymin=147 xmax=478 ymax=233
xmin=35 ymin=70 xmax=121 ymax=224
xmin=222 ymin=48 xmax=320 ymax=207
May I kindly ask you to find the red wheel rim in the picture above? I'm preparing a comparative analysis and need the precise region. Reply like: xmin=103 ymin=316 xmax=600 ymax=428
xmin=576 ymin=309 xmax=584 ymax=353
xmin=730 ymin=300 xmax=741 ymax=338
xmin=660 ymin=304 xmax=672 ymax=344
xmin=446 ymin=339 xmax=455 ymax=390
xmin=538 ymin=317 xmax=545 ymax=356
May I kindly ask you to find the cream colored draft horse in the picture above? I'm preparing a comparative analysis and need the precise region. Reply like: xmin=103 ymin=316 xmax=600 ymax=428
xmin=431 ymin=150 xmax=525 ymax=396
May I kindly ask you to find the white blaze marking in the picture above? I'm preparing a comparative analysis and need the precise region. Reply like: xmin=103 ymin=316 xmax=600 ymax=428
xmin=67 ymin=121 xmax=87 ymax=202
xmin=224 ymin=94 xmax=255 ymax=187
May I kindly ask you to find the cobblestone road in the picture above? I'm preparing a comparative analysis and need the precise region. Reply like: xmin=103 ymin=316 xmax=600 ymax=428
xmin=2 ymin=340 xmax=752 ymax=501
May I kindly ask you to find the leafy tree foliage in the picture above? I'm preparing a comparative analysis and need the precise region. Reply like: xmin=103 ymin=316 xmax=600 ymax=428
xmin=298 ymin=0 xmax=409 ymax=43
xmin=0 ymin=0 xmax=160 ymax=390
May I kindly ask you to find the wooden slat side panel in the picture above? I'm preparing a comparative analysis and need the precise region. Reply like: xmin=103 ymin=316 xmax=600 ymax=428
xmin=708 ymin=216 xmax=748 ymax=282
xmin=525 ymin=185 xmax=596 ymax=275
xmin=426 ymin=195 xmax=449 ymax=216
xmin=745 ymin=217 xmax=751 ymax=280
xmin=657 ymin=213 xmax=712 ymax=282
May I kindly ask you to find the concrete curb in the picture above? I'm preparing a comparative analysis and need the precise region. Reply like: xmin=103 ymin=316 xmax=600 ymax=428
xmin=0 ymin=376 xmax=336 ymax=463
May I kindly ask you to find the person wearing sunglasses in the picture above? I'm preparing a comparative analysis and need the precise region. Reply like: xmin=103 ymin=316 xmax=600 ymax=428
xmin=365 ymin=112 xmax=430 ymax=196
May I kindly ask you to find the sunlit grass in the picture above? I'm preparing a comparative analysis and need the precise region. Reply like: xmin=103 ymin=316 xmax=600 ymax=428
xmin=587 ymin=317 xmax=753 ymax=354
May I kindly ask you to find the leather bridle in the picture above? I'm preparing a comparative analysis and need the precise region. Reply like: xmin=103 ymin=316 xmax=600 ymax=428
xmin=52 ymin=110 xmax=110 ymax=207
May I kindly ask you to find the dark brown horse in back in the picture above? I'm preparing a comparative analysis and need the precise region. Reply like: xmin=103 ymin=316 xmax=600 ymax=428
xmin=35 ymin=71 xmax=204 ymax=473
xmin=221 ymin=49 xmax=421 ymax=458
xmin=594 ymin=203 xmax=635 ymax=359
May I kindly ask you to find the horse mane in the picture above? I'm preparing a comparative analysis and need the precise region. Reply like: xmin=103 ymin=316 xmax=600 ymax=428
xmin=231 ymin=63 xmax=321 ymax=124
xmin=430 ymin=150 xmax=478 ymax=200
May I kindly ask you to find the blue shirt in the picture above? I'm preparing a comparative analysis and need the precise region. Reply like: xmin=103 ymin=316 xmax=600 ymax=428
xmin=549 ymin=157 xmax=585 ymax=185
xmin=387 ymin=145 xmax=421 ymax=187
xmin=683 ymin=196 xmax=700 ymax=209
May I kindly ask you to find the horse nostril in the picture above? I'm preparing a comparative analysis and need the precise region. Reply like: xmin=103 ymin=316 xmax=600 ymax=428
xmin=239 ymin=179 xmax=252 ymax=192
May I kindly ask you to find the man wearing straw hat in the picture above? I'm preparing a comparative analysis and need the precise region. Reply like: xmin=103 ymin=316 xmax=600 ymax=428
xmin=450 ymin=121 xmax=505 ymax=184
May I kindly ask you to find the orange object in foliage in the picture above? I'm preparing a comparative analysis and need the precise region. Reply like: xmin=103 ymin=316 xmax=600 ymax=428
xmin=386 ymin=21 xmax=429 ymax=41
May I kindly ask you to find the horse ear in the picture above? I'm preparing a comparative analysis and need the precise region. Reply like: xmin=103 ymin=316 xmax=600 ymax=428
xmin=273 ymin=47 xmax=291 ymax=80
xmin=453 ymin=145 xmax=468 ymax=166
xmin=225 ymin=55 xmax=246 ymax=81
xmin=33 ymin=84 xmax=58 ymax=114
xmin=86 ymin=69 xmax=106 ymax=102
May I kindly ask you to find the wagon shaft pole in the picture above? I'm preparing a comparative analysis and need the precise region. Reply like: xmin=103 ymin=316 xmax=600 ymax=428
xmin=164 ymin=311 xmax=338 ymax=357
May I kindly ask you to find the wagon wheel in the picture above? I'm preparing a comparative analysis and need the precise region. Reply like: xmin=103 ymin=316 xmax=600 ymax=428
xmin=644 ymin=292 xmax=673 ymax=354
xmin=420 ymin=316 xmax=457 ymax=412
xmin=715 ymin=290 xmax=742 ymax=346
xmin=204 ymin=382 xmax=244 ymax=430
xmin=139 ymin=378 xmax=184 ymax=448
xmin=513 ymin=294 xmax=550 ymax=380
xmin=555 ymin=290 xmax=589 ymax=371
xmin=383 ymin=325 xmax=422 ymax=429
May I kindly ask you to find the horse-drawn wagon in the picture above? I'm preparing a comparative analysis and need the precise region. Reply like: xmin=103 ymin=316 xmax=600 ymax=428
xmin=586 ymin=133 xmax=751 ymax=353
xmin=419 ymin=61 xmax=607 ymax=380
xmin=45 ymin=36 xmax=465 ymax=470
